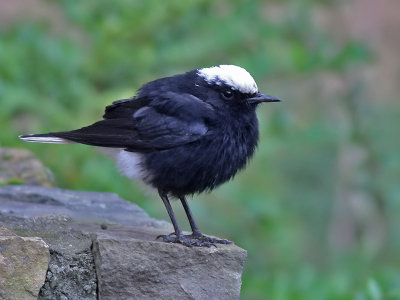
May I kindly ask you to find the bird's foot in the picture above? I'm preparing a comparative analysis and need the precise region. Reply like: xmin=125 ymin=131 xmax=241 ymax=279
xmin=191 ymin=231 xmax=232 ymax=244
xmin=156 ymin=233 xmax=216 ymax=248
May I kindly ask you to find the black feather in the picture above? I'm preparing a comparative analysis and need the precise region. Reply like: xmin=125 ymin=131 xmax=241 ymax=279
xmin=51 ymin=91 xmax=214 ymax=151
xmin=22 ymin=67 xmax=272 ymax=198
xmin=19 ymin=65 xmax=281 ymax=247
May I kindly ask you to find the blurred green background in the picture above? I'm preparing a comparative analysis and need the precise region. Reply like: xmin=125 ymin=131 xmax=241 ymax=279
xmin=1 ymin=0 xmax=400 ymax=299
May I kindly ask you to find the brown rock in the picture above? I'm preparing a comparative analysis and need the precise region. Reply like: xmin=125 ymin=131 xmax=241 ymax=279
xmin=0 ymin=227 xmax=50 ymax=300
xmin=0 ymin=148 xmax=55 ymax=187
xmin=0 ymin=185 xmax=247 ymax=300
xmin=93 ymin=228 xmax=247 ymax=300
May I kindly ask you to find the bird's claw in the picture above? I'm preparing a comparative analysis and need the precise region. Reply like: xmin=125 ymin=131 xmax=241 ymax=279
xmin=191 ymin=232 xmax=232 ymax=244
xmin=156 ymin=233 xmax=216 ymax=248
xmin=156 ymin=232 xmax=232 ymax=247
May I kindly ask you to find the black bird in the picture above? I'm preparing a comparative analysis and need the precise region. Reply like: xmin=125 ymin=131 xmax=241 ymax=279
xmin=20 ymin=65 xmax=280 ymax=247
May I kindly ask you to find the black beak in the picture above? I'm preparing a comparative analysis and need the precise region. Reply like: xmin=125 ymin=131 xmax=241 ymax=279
xmin=247 ymin=93 xmax=281 ymax=104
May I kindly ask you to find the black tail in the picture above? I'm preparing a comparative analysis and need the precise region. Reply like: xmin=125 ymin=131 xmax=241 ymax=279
xmin=20 ymin=119 xmax=138 ymax=148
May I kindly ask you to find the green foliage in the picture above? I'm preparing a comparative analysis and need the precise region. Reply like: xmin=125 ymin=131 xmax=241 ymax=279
xmin=1 ymin=0 xmax=398 ymax=299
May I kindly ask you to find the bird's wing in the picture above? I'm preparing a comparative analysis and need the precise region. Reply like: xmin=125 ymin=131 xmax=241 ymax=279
xmin=51 ymin=92 xmax=215 ymax=151
xmin=103 ymin=97 xmax=148 ymax=119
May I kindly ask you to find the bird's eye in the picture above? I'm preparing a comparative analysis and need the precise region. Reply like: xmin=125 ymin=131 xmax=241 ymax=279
xmin=221 ymin=90 xmax=234 ymax=100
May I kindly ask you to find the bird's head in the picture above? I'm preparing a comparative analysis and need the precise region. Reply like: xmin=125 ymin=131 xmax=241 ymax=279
xmin=137 ymin=64 xmax=280 ymax=114
xmin=194 ymin=65 xmax=281 ymax=110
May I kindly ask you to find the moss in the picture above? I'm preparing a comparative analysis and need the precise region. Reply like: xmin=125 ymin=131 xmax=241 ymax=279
xmin=7 ymin=178 xmax=24 ymax=185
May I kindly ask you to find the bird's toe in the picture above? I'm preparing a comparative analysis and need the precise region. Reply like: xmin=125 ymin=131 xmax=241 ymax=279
xmin=191 ymin=232 xmax=232 ymax=244
xmin=156 ymin=233 xmax=177 ymax=243
xmin=156 ymin=233 xmax=216 ymax=247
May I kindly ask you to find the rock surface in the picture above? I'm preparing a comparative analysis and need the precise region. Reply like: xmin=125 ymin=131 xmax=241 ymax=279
xmin=0 ymin=185 xmax=247 ymax=300
xmin=93 ymin=230 xmax=247 ymax=300
xmin=0 ymin=227 xmax=50 ymax=300
xmin=0 ymin=147 xmax=55 ymax=187
xmin=0 ymin=185 xmax=168 ymax=228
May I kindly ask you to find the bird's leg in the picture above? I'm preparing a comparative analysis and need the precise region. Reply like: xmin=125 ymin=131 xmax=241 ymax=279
xmin=157 ymin=190 xmax=182 ymax=240
xmin=156 ymin=190 xmax=215 ymax=247
xmin=179 ymin=196 xmax=232 ymax=245
xmin=179 ymin=195 xmax=201 ymax=235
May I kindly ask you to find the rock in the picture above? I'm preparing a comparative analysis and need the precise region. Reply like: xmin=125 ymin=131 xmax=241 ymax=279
xmin=0 ymin=148 xmax=55 ymax=187
xmin=3 ymin=213 xmax=98 ymax=300
xmin=0 ymin=185 xmax=247 ymax=300
xmin=93 ymin=229 xmax=247 ymax=300
xmin=0 ymin=185 xmax=168 ymax=228
xmin=38 ymin=246 xmax=97 ymax=300
xmin=0 ymin=185 xmax=169 ymax=300
xmin=0 ymin=227 xmax=50 ymax=300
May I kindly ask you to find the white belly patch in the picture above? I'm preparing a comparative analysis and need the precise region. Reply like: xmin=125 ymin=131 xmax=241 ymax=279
xmin=116 ymin=150 xmax=151 ymax=182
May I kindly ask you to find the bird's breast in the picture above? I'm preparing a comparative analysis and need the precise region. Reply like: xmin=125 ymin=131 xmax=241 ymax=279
xmin=140 ymin=114 xmax=259 ymax=196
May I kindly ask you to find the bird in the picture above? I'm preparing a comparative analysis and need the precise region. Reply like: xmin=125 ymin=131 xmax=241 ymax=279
xmin=19 ymin=64 xmax=281 ymax=247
